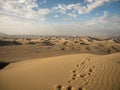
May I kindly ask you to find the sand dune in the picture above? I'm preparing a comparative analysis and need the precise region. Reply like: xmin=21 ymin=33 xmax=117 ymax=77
xmin=0 ymin=53 xmax=120 ymax=90
xmin=0 ymin=37 xmax=120 ymax=62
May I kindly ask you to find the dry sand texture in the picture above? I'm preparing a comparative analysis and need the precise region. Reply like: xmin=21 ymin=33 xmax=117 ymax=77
xmin=0 ymin=53 xmax=120 ymax=90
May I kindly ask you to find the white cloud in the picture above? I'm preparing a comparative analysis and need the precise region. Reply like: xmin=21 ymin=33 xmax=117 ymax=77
xmin=0 ymin=0 xmax=118 ymax=21
xmin=0 ymin=0 xmax=119 ymax=35
xmin=0 ymin=11 xmax=120 ymax=35
xmin=0 ymin=14 xmax=41 ymax=35
xmin=52 ymin=0 xmax=115 ymax=15
xmin=85 ymin=11 xmax=120 ymax=29
xmin=37 ymin=9 xmax=50 ymax=16
xmin=52 ymin=4 xmax=67 ymax=14
xmin=0 ymin=0 xmax=49 ymax=20
xmin=85 ymin=0 xmax=94 ymax=3
xmin=67 ymin=13 xmax=77 ymax=18
xmin=77 ymin=0 xmax=112 ymax=14
xmin=84 ymin=0 xmax=109 ymax=13
xmin=66 ymin=3 xmax=80 ymax=10
xmin=18 ymin=0 xmax=26 ymax=3
xmin=37 ymin=8 xmax=50 ymax=20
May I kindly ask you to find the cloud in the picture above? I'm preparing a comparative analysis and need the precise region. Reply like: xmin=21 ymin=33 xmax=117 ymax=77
xmin=0 ymin=0 xmax=119 ymax=35
xmin=0 ymin=14 xmax=41 ymax=35
xmin=85 ymin=0 xmax=94 ymax=3
xmin=0 ymin=0 xmax=118 ymax=21
xmin=81 ymin=11 xmax=120 ymax=34
xmin=0 ymin=11 xmax=120 ymax=35
xmin=37 ymin=8 xmax=50 ymax=19
xmin=40 ymin=11 xmax=120 ymax=35
xmin=39 ymin=0 xmax=47 ymax=4
xmin=82 ymin=0 xmax=109 ymax=14
xmin=67 ymin=13 xmax=77 ymax=18
xmin=52 ymin=0 xmax=116 ymax=15
xmin=0 ymin=0 xmax=49 ymax=20
xmin=52 ymin=4 xmax=67 ymax=14
xmin=86 ymin=11 xmax=120 ymax=26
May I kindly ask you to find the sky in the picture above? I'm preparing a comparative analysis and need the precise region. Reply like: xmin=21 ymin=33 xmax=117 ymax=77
xmin=0 ymin=0 xmax=120 ymax=36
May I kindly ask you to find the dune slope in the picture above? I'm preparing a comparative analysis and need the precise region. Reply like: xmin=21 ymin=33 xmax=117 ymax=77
xmin=0 ymin=53 xmax=120 ymax=90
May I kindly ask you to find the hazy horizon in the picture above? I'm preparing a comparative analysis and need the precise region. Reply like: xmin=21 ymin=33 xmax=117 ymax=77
xmin=0 ymin=0 xmax=120 ymax=35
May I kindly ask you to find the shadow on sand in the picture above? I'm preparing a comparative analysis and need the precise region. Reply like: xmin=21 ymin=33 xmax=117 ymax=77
xmin=0 ymin=62 xmax=10 ymax=70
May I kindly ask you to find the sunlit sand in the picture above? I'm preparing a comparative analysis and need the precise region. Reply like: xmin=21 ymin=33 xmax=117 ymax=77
xmin=0 ymin=37 xmax=120 ymax=90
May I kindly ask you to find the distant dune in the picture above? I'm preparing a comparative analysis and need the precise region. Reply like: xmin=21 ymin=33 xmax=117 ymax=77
xmin=0 ymin=53 xmax=120 ymax=90
xmin=0 ymin=37 xmax=120 ymax=62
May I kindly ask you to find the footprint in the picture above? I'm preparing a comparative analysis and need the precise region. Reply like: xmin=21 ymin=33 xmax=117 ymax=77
xmin=68 ymin=77 xmax=76 ymax=84
xmin=81 ymin=61 xmax=85 ymax=65
xmin=73 ymin=73 xmax=76 ymax=77
xmin=89 ymin=68 xmax=93 ymax=72
xmin=76 ymin=64 xmax=80 ymax=67
xmin=82 ymin=66 xmax=85 ymax=69
xmin=66 ymin=85 xmax=73 ymax=90
xmin=56 ymin=85 xmax=62 ymax=90
xmin=68 ymin=80 xmax=71 ymax=83
xmin=68 ymin=69 xmax=78 ymax=83
xmin=78 ymin=87 xmax=82 ymax=90
xmin=88 ymin=72 xmax=92 ymax=76
xmin=72 ymin=77 xmax=76 ymax=80
xmin=72 ymin=70 xmax=77 ymax=73
xmin=72 ymin=70 xmax=77 ymax=76
xmin=80 ymin=74 xmax=86 ymax=78
xmin=78 ymin=87 xmax=86 ymax=90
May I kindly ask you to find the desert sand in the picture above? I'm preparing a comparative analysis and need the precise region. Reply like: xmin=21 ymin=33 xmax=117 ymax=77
xmin=0 ymin=37 xmax=120 ymax=62
xmin=0 ymin=37 xmax=120 ymax=90
xmin=0 ymin=53 xmax=120 ymax=90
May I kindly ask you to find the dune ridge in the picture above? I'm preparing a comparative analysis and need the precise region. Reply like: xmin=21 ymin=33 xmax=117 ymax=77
xmin=0 ymin=53 xmax=120 ymax=90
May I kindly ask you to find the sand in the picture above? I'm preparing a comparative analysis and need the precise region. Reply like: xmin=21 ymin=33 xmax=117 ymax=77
xmin=0 ymin=53 xmax=120 ymax=90
xmin=0 ymin=37 xmax=120 ymax=90
xmin=0 ymin=37 xmax=120 ymax=62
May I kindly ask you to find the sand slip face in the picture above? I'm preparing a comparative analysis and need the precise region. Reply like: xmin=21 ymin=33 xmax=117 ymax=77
xmin=0 ymin=53 xmax=120 ymax=90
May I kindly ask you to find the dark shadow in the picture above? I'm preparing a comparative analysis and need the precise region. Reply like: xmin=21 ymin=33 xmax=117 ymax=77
xmin=0 ymin=62 xmax=10 ymax=70
xmin=111 ymin=46 xmax=120 ymax=52
xmin=80 ymin=42 xmax=89 ymax=45
xmin=41 ymin=41 xmax=54 ymax=46
xmin=116 ymin=62 xmax=120 ymax=64
xmin=27 ymin=42 xmax=36 ymax=44
xmin=113 ymin=39 xmax=120 ymax=43
xmin=0 ymin=40 xmax=22 ymax=46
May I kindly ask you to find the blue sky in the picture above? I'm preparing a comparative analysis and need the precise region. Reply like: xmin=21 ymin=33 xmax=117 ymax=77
xmin=0 ymin=0 xmax=120 ymax=35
